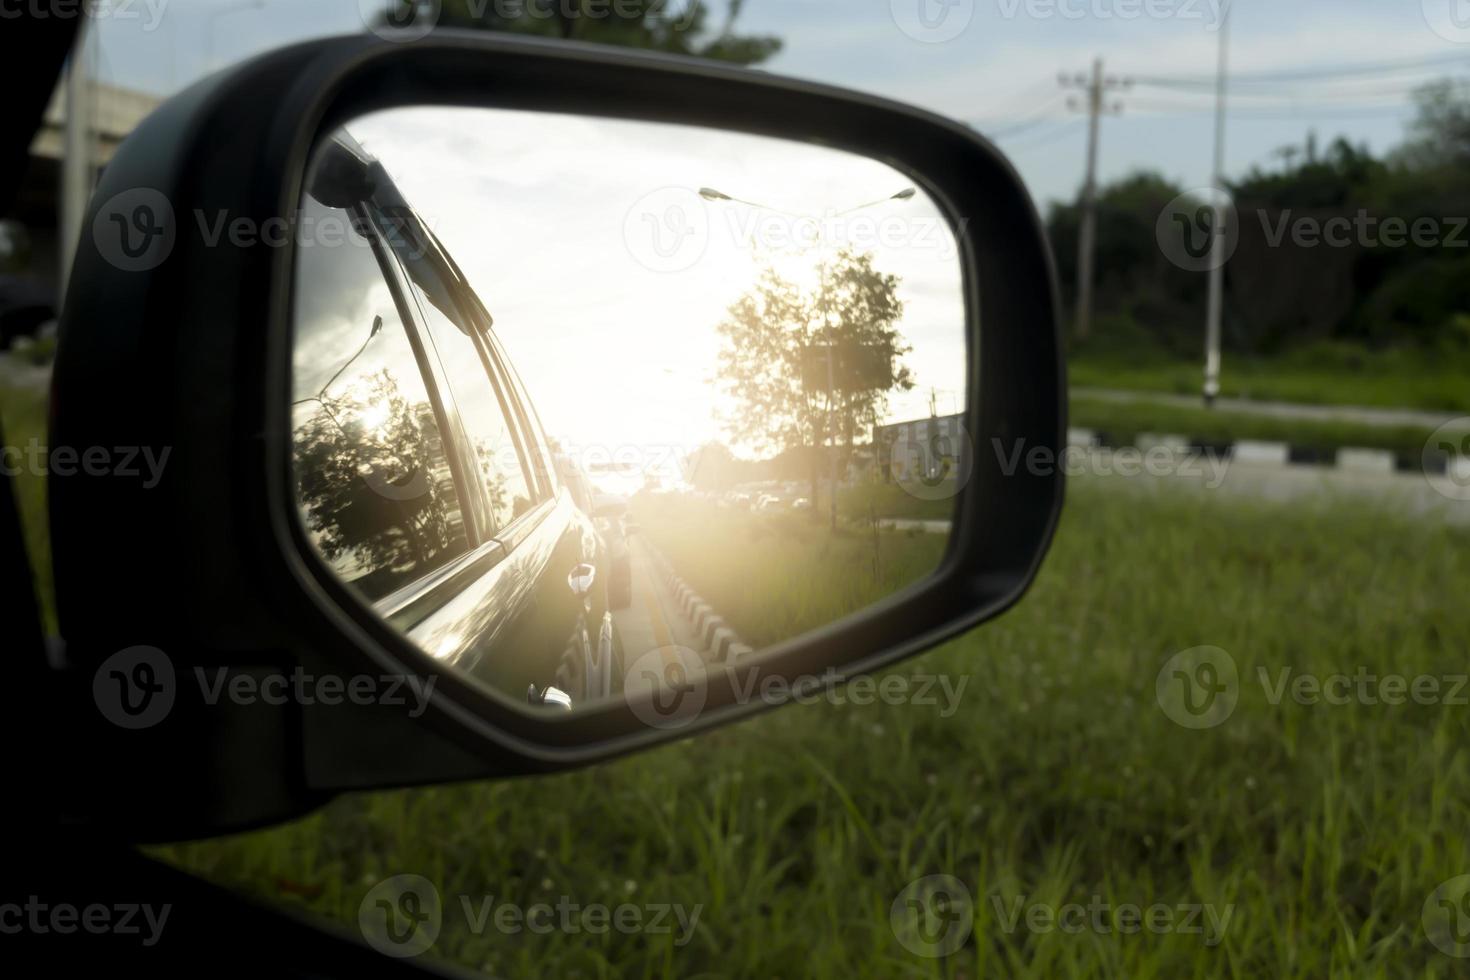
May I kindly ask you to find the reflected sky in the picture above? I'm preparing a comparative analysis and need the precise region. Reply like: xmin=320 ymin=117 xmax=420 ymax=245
xmin=342 ymin=107 xmax=968 ymax=473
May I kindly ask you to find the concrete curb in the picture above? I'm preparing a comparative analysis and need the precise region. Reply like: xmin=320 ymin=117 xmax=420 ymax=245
xmin=1076 ymin=430 xmax=1454 ymax=475
xmin=639 ymin=540 xmax=753 ymax=664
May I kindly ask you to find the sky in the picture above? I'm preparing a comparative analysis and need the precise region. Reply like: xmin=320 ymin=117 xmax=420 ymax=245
xmin=82 ymin=0 xmax=1470 ymax=207
xmin=74 ymin=0 xmax=1470 ymax=458
xmin=340 ymin=106 xmax=967 ymax=460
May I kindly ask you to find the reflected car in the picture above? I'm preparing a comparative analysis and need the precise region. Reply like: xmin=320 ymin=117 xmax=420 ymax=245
xmin=290 ymin=133 xmax=621 ymax=704
xmin=555 ymin=454 xmax=634 ymax=610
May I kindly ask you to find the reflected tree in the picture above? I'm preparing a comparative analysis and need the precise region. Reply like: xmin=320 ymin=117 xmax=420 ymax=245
xmin=715 ymin=248 xmax=914 ymax=513
xmin=294 ymin=371 xmax=464 ymax=599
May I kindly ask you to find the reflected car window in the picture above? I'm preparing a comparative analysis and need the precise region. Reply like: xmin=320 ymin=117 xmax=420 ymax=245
xmin=373 ymin=211 xmax=537 ymax=535
xmin=290 ymin=193 xmax=469 ymax=603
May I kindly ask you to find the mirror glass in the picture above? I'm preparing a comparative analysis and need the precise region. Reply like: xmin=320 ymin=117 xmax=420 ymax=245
xmin=290 ymin=106 xmax=969 ymax=714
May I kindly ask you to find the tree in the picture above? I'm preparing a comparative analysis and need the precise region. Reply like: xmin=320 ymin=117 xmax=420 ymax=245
xmin=389 ymin=0 xmax=781 ymax=66
xmin=293 ymin=371 xmax=464 ymax=599
xmin=715 ymin=248 xmax=913 ymax=517
xmin=1396 ymin=79 xmax=1470 ymax=171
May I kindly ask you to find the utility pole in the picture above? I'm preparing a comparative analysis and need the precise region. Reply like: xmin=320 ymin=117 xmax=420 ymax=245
xmin=1062 ymin=60 xmax=1129 ymax=342
xmin=1203 ymin=5 xmax=1232 ymax=407
xmin=822 ymin=261 xmax=839 ymax=532
xmin=59 ymin=21 xmax=95 ymax=302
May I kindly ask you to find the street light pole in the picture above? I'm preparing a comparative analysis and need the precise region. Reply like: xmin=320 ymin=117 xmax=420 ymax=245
xmin=1203 ymin=5 xmax=1232 ymax=407
xmin=59 ymin=21 xmax=95 ymax=301
xmin=1075 ymin=57 xmax=1103 ymax=343
xmin=820 ymin=258 xmax=839 ymax=532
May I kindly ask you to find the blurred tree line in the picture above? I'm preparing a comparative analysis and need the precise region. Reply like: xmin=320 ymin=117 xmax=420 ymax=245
xmin=1050 ymin=79 xmax=1470 ymax=362
xmin=389 ymin=0 xmax=781 ymax=65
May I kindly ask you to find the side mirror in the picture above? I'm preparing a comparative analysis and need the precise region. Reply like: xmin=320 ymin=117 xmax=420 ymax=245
xmin=50 ymin=31 xmax=1063 ymax=839
xmin=566 ymin=563 xmax=597 ymax=602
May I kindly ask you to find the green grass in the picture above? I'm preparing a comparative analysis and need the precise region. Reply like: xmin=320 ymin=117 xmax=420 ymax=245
xmin=150 ymin=482 xmax=1470 ymax=978
xmin=1070 ymin=342 xmax=1470 ymax=413
xmin=632 ymin=496 xmax=947 ymax=647
xmin=1070 ymin=394 xmax=1444 ymax=459
xmin=839 ymin=479 xmax=959 ymax=523
xmin=4 ymin=356 xmax=1462 ymax=977
xmin=0 ymin=368 xmax=53 ymax=632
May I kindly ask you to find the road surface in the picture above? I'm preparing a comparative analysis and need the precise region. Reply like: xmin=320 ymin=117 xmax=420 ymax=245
xmin=611 ymin=534 xmax=708 ymax=671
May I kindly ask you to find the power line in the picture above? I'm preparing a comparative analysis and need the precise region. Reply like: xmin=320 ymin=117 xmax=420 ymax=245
xmin=1124 ymin=98 xmax=1414 ymax=121
xmin=971 ymin=90 xmax=1069 ymax=138
xmin=1134 ymin=50 xmax=1470 ymax=88
xmin=1000 ymin=119 xmax=1087 ymax=151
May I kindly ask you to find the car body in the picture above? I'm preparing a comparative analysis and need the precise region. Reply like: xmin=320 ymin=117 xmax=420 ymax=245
xmin=555 ymin=454 xmax=634 ymax=609
xmin=290 ymin=133 xmax=618 ymax=702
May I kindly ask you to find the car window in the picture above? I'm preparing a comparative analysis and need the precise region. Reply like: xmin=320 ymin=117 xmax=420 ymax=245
xmin=486 ymin=329 xmax=559 ymax=497
xmin=289 ymin=194 xmax=469 ymax=603
xmin=371 ymin=209 xmax=538 ymax=536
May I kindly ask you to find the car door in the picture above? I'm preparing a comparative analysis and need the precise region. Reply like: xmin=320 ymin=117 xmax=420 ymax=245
xmin=290 ymin=191 xmax=477 ymax=606
xmin=361 ymin=192 xmax=604 ymax=700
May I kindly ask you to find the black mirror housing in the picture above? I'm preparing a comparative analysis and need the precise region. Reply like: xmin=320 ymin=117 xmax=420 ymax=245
xmin=49 ymin=31 xmax=1064 ymax=839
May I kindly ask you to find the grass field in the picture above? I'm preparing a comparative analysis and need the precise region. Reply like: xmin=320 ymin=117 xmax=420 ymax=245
xmin=6 ymin=363 xmax=1468 ymax=976
xmin=151 ymin=481 xmax=1470 ymax=978
xmin=1070 ymin=343 xmax=1470 ymax=413
xmin=1069 ymin=394 xmax=1444 ymax=460
xmin=0 ymin=368 xmax=53 ymax=632
xmin=632 ymin=496 xmax=948 ymax=647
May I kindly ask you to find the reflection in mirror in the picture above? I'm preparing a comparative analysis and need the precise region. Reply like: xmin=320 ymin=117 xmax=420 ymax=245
xmin=290 ymin=107 xmax=969 ymax=716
